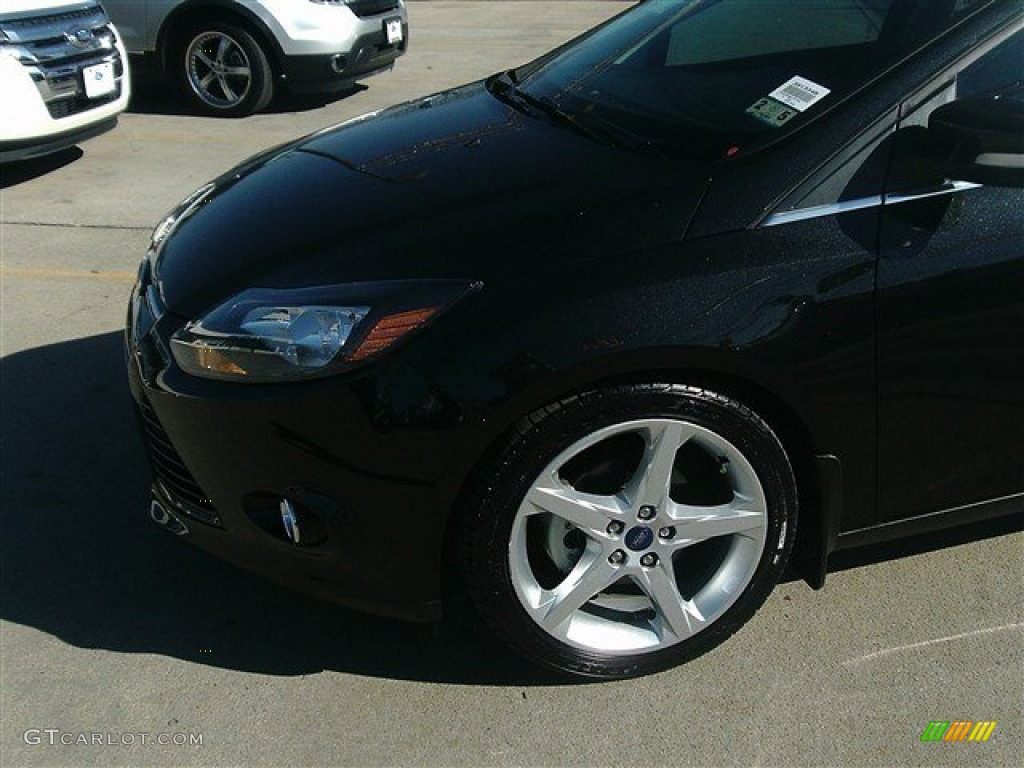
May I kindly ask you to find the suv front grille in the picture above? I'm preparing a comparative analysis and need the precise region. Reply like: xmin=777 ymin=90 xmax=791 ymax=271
xmin=137 ymin=398 xmax=221 ymax=527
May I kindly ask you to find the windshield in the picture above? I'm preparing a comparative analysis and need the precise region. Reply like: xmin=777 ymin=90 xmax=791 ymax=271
xmin=509 ymin=0 xmax=992 ymax=163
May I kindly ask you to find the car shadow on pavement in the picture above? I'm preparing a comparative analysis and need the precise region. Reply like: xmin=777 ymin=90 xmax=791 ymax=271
xmin=0 ymin=147 xmax=83 ymax=189
xmin=0 ymin=331 xmax=561 ymax=687
xmin=126 ymin=70 xmax=366 ymax=118
xmin=3 ymin=332 xmax=1020 ymax=685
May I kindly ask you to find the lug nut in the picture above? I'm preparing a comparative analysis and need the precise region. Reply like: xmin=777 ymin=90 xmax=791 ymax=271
xmin=608 ymin=549 xmax=626 ymax=565
xmin=658 ymin=526 xmax=675 ymax=540
xmin=638 ymin=505 xmax=656 ymax=521
xmin=607 ymin=520 xmax=625 ymax=535
xmin=640 ymin=553 xmax=659 ymax=567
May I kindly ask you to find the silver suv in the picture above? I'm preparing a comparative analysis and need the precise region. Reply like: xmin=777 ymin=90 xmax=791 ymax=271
xmin=105 ymin=0 xmax=408 ymax=116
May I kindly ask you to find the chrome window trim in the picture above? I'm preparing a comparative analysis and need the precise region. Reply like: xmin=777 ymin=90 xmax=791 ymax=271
xmin=761 ymin=180 xmax=983 ymax=227
xmin=884 ymin=179 xmax=983 ymax=204
xmin=761 ymin=196 xmax=883 ymax=227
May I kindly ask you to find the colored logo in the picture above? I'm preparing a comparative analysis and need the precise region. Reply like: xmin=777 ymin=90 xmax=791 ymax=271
xmin=65 ymin=28 xmax=93 ymax=48
xmin=920 ymin=721 xmax=997 ymax=742
xmin=624 ymin=526 xmax=654 ymax=551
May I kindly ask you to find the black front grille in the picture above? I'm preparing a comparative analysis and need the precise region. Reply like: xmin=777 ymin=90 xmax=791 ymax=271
xmin=346 ymin=0 xmax=400 ymax=18
xmin=137 ymin=398 xmax=221 ymax=526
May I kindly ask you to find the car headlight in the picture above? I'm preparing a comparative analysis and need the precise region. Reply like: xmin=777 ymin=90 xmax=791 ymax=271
xmin=170 ymin=281 xmax=477 ymax=382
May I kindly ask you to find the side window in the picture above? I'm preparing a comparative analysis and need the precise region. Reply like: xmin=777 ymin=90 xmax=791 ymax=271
xmin=888 ymin=27 xmax=1023 ymax=192
xmin=957 ymin=28 xmax=1024 ymax=98
xmin=898 ymin=28 xmax=1022 ymax=131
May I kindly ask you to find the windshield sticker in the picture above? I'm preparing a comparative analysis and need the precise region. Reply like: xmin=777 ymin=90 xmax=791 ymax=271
xmin=768 ymin=76 xmax=831 ymax=112
xmin=746 ymin=97 xmax=797 ymax=128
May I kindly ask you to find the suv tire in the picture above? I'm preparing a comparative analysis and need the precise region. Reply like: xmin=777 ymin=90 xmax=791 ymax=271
xmin=179 ymin=21 xmax=274 ymax=117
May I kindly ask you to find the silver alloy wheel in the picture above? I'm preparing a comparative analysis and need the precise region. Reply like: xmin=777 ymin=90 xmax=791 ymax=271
xmin=186 ymin=31 xmax=252 ymax=109
xmin=509 ymin=418 xmax=768 ymax=654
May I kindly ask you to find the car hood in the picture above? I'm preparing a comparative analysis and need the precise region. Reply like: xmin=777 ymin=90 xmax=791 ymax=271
xmin=153 ymin=81 xmax=709 ymax=318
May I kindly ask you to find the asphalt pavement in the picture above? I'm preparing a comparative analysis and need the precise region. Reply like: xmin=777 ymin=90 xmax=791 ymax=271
xmin=1 ymin=3 xmax=1021 ymax=766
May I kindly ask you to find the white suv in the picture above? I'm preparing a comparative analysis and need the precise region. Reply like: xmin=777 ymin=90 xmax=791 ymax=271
xmin=105 ymin=0 xmax=408 ymax=116
xmin=0 ymin=0 xmax=131 ymax=162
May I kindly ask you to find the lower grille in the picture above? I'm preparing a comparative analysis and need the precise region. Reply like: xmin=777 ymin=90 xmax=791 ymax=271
xmin=346 ymin=0 xmax=400 ymax=18
xmin=137 ymin=398 xmax=221 ymax=526
xmin=47 ymin=90 xmax=119 ymax=119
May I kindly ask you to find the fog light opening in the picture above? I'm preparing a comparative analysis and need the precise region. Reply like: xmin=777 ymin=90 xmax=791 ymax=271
xmin=150 ymin=500 xmax=169 ymax=525
xmin=150 ymin=500 xmax=189 ymax=536
xmin=331 ymin=55 xmax=347 ymax=74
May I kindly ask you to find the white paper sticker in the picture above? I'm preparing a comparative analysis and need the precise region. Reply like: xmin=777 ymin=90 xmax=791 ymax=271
xmin=768 ymin=76 xmax=830 ymax=113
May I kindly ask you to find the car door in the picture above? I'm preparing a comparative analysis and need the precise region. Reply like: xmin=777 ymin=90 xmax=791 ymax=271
xmin=875 ymin=23 xmax=1024 ymax=522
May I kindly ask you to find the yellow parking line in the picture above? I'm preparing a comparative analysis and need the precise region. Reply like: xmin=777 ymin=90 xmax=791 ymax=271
xmin=0 ymin=266 xmax=136 ymax=283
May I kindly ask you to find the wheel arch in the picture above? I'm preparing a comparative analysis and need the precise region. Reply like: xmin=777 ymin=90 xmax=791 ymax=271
xmin=155 ymin=0 xmax=285 ymax=76
xmin=440 ymin=360 xmax=840 ymax=594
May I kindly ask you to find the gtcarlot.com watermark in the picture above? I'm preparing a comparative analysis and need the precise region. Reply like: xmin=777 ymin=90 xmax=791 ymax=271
xmin=23 ymin=729 xmax=203 ymax=747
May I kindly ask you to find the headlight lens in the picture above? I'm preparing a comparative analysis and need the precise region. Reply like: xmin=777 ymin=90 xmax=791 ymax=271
xmin=170 ymin=281 xmax=475 ymax=382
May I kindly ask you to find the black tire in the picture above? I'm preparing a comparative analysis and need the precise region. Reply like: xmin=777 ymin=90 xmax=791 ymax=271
xmin=178 ymin=21 xmax=274 ymax=117
xmin=461 ymin=383 xmax=797 ymax=679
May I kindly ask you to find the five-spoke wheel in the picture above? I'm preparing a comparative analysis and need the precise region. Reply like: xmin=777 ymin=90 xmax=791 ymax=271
xmin=181 ymin=23 xmax=273 ymax=117
xmin=463 ymin=384 xmax=796 ymax=678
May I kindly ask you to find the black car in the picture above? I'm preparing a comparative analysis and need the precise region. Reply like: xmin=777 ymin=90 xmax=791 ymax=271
xmin=127 ymin=0 xmax=1023 ymax=679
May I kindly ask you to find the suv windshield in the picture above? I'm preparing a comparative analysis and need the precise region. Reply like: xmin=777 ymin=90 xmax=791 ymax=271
xmin=509 ymin=0 xmax=991 ymax=163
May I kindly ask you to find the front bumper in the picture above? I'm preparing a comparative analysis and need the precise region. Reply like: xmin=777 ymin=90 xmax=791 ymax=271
xmin=0 ymin=117 xmax=117 ymax=163
xmin=280 ymin=22 xmax=408 ymax=93
xmin=124 ymin=269 xmax=453 ymax=623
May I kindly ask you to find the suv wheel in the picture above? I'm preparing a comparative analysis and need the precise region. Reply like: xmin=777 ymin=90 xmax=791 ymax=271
xmin=462 ymin=384 xmax=798 ymax=679
xmin=180 ymin=21 xmax=274 ymax=117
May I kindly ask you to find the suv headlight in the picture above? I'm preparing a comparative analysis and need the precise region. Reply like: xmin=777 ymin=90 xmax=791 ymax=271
xmin=170 ymin=280 xmax=477 ymax=382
